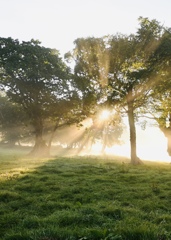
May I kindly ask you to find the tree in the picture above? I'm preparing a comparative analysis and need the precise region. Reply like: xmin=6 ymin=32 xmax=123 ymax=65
xmin=86 ymin=109 xmax=124 ymax=155
xmin=65 ymin=108 xmax=124 ymax=155
xmin=65 ymin=37 xmax=109 ymax=115
xmin=0 ymin=93 xmax=31 ymax=146
xmin=107 ymin=18 xmax=165 ymax=164
xmin=0 ymin=37 xmax=79 ymax=156
xmin=146 ymin=28 xmax=171 ymax=156
xmin=67 ymin=17 xmax=164 ymax=164
xmin=65 ymin=37 xmax=125 ymax=155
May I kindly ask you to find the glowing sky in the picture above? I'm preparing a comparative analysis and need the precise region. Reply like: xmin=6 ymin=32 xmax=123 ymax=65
xmin=1 ymin=0 xmax=171 ymax=57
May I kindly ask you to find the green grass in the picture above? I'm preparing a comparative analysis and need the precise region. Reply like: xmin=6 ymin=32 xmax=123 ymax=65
xmin=1 ymin=148 xmax=171 ymax=239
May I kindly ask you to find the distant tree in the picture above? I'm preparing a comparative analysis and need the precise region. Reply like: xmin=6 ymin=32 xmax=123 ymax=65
xmin=65 ymin=37 xmax=124 ymax=154
xmin=0 ymin=94 xmax=31 ymax=146
xmin=62 ymin=109 xmax=124 ymax=155
xmin=0 ymin=37 xmax=80 ymax=156
xmin=84 ymin=109 xmax=124 ymax=155
xmin=65 ymin=37 xmax=108 ymax=116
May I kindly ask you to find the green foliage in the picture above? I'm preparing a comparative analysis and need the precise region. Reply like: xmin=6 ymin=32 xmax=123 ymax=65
xmin=65 ymin=37 xmax=108 ymax=116
xmin=0 ymin=37 xmax=82 ymax=155
xmin=0 ymin=17 xmax=171 ymax=160
xmin=0 ymin=38 xmax=69 ymax=106
xmin=66 ymin=17 xmax=167 ymax=164
xmin=0 ymin=94 xmax=31 ymax=145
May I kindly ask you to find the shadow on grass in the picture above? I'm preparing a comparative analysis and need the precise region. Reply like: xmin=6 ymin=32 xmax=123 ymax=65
xmin=0 ymin=150 xmax=171 ymax=239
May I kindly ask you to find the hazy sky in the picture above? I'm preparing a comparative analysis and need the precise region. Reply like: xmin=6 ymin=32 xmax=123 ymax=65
xmin=1 ymin=0 xmax=171 ymax=56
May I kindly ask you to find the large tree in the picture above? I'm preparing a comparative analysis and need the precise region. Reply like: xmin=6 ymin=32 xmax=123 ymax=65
xmin=146 ymin=28 xmax=171 ymax=156
xmin=67 ymin=17 xmax=164 ymax=164
xmin=0 ymin=37 xmax=79 ymax=156
xmin=106 ymin=18 xmax=163 ymax=164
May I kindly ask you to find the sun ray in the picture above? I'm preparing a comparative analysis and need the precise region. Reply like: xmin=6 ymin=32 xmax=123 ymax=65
xmin=100 ymin=110 xmax=110 ymax=121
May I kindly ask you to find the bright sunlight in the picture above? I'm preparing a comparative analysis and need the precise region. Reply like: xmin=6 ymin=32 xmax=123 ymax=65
xmin=100 ymin=110 xmax=111 ymax=121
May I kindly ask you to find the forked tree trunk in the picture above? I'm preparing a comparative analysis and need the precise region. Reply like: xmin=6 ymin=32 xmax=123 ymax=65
xmin=127 ymin=90 xmax=142 ymax=165
xmin=28 ymin=121 xmax=49 ymax=157
xmin=47 ymin=123 xmax=59 ymax=152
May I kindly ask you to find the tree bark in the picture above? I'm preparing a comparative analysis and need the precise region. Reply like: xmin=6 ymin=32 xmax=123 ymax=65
xmin=47 ymin=123 xmax=59 ymax=151
xmin=158 ymin=119 xmax=171 ymax=156
xmin=28 ymin=119 xmax=49 ymax=157
xmin=160 ymin=128 xmax=171 ymax=156
xmin=127 ymin=90 xmax=142 ymax=164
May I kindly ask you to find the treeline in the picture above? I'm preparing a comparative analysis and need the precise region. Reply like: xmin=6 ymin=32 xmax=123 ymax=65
xmin=0 ymin=17 xmax=171 ymax=164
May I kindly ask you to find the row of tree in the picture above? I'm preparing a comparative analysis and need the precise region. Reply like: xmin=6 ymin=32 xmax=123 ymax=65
xmin=0 ymin=17 xmax=171 ymax=164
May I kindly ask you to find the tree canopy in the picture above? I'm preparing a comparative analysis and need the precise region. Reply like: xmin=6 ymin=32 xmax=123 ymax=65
xmin=0 ymin=17 xmax=171 ymax=162
xmin=0 ymin=38 xmax=81 ymax=156
xmin=65 ymin=17 xmax=170 ymax=164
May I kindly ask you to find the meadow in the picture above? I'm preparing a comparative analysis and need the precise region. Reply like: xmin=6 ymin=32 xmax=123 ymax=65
xmin=1 ymin=147 xmax=171 ymax=240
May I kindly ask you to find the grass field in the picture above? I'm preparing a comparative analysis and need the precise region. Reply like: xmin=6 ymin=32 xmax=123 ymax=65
xmin=1 ymin=147 xmax=171 ymax=240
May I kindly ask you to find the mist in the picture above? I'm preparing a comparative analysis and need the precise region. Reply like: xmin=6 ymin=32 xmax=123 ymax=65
xmin=1 ymin=115 xmax=170 ymax=164
xmin=47 ymin=117 xmax=171 ymax=163
xmin=107 ymin=124 xmax=171 ymax=163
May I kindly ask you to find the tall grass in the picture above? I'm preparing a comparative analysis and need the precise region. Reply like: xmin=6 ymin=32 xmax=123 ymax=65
xmin=0 ymin=148 xmax=171 ymax=239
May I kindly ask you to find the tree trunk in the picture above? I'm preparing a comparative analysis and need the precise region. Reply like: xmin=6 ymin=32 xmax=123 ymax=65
xmin=157 ymin=113 xmax=171 ymax=156
xmin=127 ymin=90 xmax=142 ymax=165
xmin=101 ymin=124 xmax=108 ymax=155
xmin=47 ymin=123 xmax=58 ymax=151
xmin=165 ymin=113 xmax=171 ymax=156
xmin=167 ymin=135 xmax=171 ymax=156
xmin=159 ymin=127 xmax=171 ymax=156
xmin=28 ymin=120 xmax=49 ymax=157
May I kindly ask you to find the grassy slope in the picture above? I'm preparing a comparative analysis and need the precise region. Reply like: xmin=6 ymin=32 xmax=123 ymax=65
xmin=0 ymin=149 xmax=171 ymax=240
